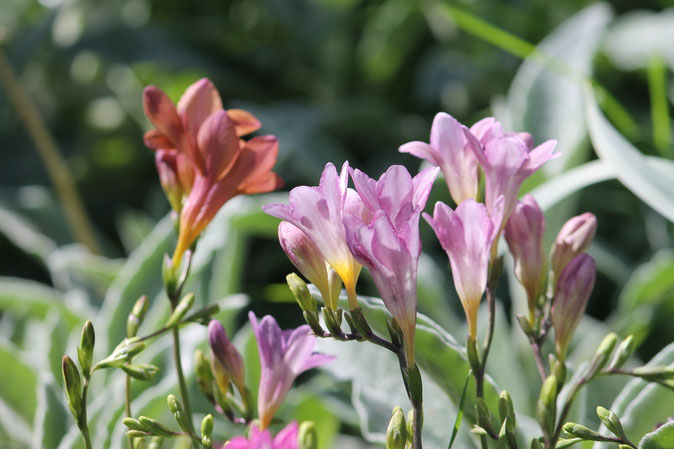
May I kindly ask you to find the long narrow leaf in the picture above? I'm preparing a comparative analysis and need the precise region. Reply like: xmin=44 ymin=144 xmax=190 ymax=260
xmin=448 ymin=370 xmax=471 ymax=449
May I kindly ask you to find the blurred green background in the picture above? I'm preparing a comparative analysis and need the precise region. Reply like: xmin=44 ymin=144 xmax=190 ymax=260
xmin=3 ymin=1 xmax=674 ymax=448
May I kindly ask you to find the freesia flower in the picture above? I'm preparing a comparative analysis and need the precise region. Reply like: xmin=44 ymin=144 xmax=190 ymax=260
xmin=225 ymin=421 xmax=298 ymax=449
xmin=424 ymin=197 xmax=504 ymax=340
xmin=250 ymin=312 xmax=334 ymax=429
xmin=208 ymin=320 xmax=246 ymax=399
xmin=278 ymin=221 xmax=342 ymax=310
xmin=143 ymin=78 xmax=282 ymax=266
xmin=263 ymin=162 xmax=362 ymax=309
xmin=464 ymin=130 xmax=558 ymax=224
xmin=550 ymin=212 xmax=597 ymax=284
xmin=550 ymin=254 xmax=596 ymax=361
xmin=504 ymin=195 xmax=546 ymax=322
xmin=344 ymin=165 xmax=438 ymax=368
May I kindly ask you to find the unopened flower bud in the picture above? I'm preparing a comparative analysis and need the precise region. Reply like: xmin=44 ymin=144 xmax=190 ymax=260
xmin=96 ymin=338 xmax=147 ymax=369
xmin=386 ymin=407 xmax=407 ymax=449
xmin=498 ymin=390 xmax=515 ymax=426
xmin=121 ymin=364 xmax=159 ymax=381
xmin=208 ymin=320 xmax=246 ymax=396
xmin=128 ymin=295 xmax=149 ymax=338
xmin=77 ymin=320 xmax=95 ymax=378
xmin=476 ymin=397 xmax=496 ymax=436
xmin=165 ymin=293 xmax=195 ymax=328
xmin=302 ymin=311 xmax=324 ymax=336
xmin=531 ymin=438 xmax=543 ymax=449
xmin=194 ymin=350 xmax=215 ymax=400
xmin=167 ymin=394 xmax=190 ymax=433
xmin=537 ymin=375 xmax=557 ymax=437
xmin=138 ymin=416 xmax=174 ymax=437
xmin=505 ymin=195 xmax=546 ymax=321
xmin=596 ymin=406 xmax=627 ymax=440
xmin=562 ymin=423 xmax=608 ymax=441
xmin=279 ymin=222 xmax=342 ymax=310
xmin=551 ymin=254 xmax=596 ymax=361
xmin=62 ymin=356 xmax=82 ymax=421
xmin=609 ymin=335 xmax=636 ymax=370
xmin=287 ymin=273 xmax=317 ymax=312
xmin=298 ymin=421 xmax=318 ymax=449
xmin=551 ymin=213 xmax=597 ymax=283
xmin=162 ymin=254 xmax=178 ymax=299
xmin=155 ymin=150 xmax=188 ymax=213
xmin=124 ymin=417 xmax=151 ymax=432
xmin=588 ymin=333 xmax=619 ymax=377
xmin=201 ymin=414 xmax=214 ymax=438
xmin=406 ymin=409 xmax=414 ymax=445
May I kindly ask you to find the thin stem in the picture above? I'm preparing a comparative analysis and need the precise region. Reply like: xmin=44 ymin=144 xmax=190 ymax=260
xmin=481 ymin=288 xmax=496 ymax=371
xmin=530 ymin=338 xmax=548 ymax=382
xmin=125 ymin=370 xmax=133 ymax=449
xmin=551 ymin=376 xmax=586 ymax=447
xmin=412 ymin=399 xmax=423 ymax=449
xmin=0 ymin=49 xmax=100 ymax=254
xmin=136 ymin=305 xmax=219 ymax=342
xmin=172 ymin=326 xmax=200 ymax=447
xmin=79 ymin=377 xmax=93 ymax=449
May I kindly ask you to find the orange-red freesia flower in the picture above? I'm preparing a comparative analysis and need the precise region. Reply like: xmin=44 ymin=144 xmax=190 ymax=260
xmin=142 ymin=78 xmax=282 ymax=266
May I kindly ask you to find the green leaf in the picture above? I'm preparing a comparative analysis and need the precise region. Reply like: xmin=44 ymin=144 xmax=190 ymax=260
xmin=448 ymin=372 xmax=471 ymax=449
xmin=0 ymin=342 xmax=38 ymax=423
xmin=0 ymin=277 xmax=85 ymax=329
xmin=508 ymin=3 xmax=613 ymax=176
xmin=639 ymin=422 xmax=674 ymax=449
xmin=0 ymin=201 xmax=56 ymax=265
xmin=33 ymin=377 xmax=69 ymax=449
xmin=585 ymin=84 xmax=674 ymax=223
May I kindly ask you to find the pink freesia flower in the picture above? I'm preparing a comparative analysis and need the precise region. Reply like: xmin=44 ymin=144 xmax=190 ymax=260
xmin=550 ymin=254 xmax=596 ymax=361
xmin=143 ymin=78 xmax=282 ymax=266
xmin=224 ymin=422 xmax=298 ymax=449
xmin=208 ymin=320 xmax=246 ymax=399
xmin=424 ymin=198 xmax=504 ymax=340
xmin=550 ymin=212 xmax=597 ymax=284
xmin=464 ymin=129 xmax=559 ymax=224
xmin=504 ymin=194 xmax=546 ymax=322
xmin=344 ymin=165 xmax=438 ymax=368
xmin=250 ymin=312 xmax=334 ymax=429
xmin=278 ymin=221 xmax=342 ymax=310
xmin=263 ymin=162 xmax=362 ymax=309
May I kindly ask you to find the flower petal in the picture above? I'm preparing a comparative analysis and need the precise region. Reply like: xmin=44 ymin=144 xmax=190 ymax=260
xmin=143 ymin=86 xmax=182 ymax=144
xmin=227 ymin=108 xmax=262 ymax=136
xmin=196 ymin=110 xmax=241 ymax=179
xmin=177 ymin=78 xmax=223 ymax=138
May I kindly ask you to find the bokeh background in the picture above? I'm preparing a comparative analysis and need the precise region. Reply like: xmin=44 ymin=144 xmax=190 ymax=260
xmin=2 ymin=1 xmax=674 ymax=448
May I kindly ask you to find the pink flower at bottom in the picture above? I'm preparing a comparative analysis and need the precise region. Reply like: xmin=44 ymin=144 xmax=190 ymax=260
xmin=224 ymin=422 xmax=298 ymax=449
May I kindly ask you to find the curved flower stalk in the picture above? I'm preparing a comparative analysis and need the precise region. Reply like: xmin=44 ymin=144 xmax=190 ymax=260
xmin=344 ymin=165 xmax=439 ymax=368
xmin=250 ymin=312 xmax=334 ymax=429
xmin=225 ymin=422 xmax=298 ymax=449
xmin=505 ymin=194 xmax=546 ymax=323
xmin=424 ymin=197 xmax=503 ymax=340
xmin=551 ymin=253 xmax=596 ymax=361
xmin=464 ymin=129 xmax=559 ymax=224
xmin=263 ymin=162 xmax=362 ymax=309
xmin=143 ymin=78 xmax=282 ymax=266
xmin=278 ymin=221 xmax=342 ymax=310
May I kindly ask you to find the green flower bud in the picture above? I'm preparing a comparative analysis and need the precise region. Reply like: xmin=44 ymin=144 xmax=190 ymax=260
xmin=77 ymin=320 xmax=95 ymax=378
xmin=298 ymin=421 xmax=318 ymax=449
xmin=165 ymin=292 xmax=195 ymax=328
xmin=303 ymin=311 xmax=325 ymax=336
xmin=201 ymin=414 xmax=214 ymax=438
xmin=476 ymin=397 xmax=496 ymax=436
xmin=386 ymin=407 xmax=407 ymax=449
xmin=287 ymin=273 xmax=317 ymax=312
xmin=589 ymin=333 xmax=618 ymax=376
xmin=194 ymin=350 xmax=215 ymax=401
xmin=552 ymin=359 xmax=566 ymax=392
xmin=138 ymin=416 xmax=174 ymax=437
xmin=467 ymin=337 xmax=480 ymax=374
xmin=516 ymin=314 xmax=533 ymax=337
xmin=127 ymin=295 xmax=149 ymax=338
xmin=322 ymin=307 xmax=344 ymax=338
xmin=537 ymin=375 xmax=557 ymax=437
xmin=162 ymin=254 xmax=178 ymax=299
xmin=167 ymin=394 xmax=190 ymax=432
xmin=562 ymin=422 xmax=615 ymax=442
xmin=186 ymin=304 xmax=220 ymax=325
xmin=121 ymin=364 xmax=160 ymax=381
xmin=609 ymin=335 xmax=636 ymax=370
xmin=62 ymin=356 xmax=82 ymax=421
xmin=555 ymin=438 xmax=583 ymax=449
xmin=96 ymin=338 xmax=147 ymax=369
xmin=126 ymin=430 xmax=149 ymax=438
xmin=596 ymin=407 xmax=627 ymax=441
xmin=123 ymin=417 xmax=152 ymax=432
xmin=498 ymin=390 xmax=515 ymax=426
xmin=406 ymin=409 xmax=414 ymax=445
xmin=530 ymin=438 xmax=543 ymax=449
xmin=385 ymin=318 xmax=403 ymax=348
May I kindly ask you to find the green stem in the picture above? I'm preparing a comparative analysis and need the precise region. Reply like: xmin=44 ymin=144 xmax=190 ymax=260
xmin=172 ymin=326 xmax=199 ymax=447
xmin=125 ymin=369 xmax=133 ymax=449
xmin=647 ymin=54 xmax=671 ymax=156
xmin=79 ymin=377 xmax=93 ymax=449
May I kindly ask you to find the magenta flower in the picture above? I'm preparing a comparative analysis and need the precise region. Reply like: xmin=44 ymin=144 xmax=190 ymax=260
xmin=550 ymin=254 xmax=596 ymax=361
xmin=424 ymin=198 xmax=504 ymax=340
xmin=263 ymin=163 xmax=362 ymax=309
xmin=249 ymin=312 xmax=334 ymax=429
xmin=504 ymin=194 xmax=546 ymax=322
xmin=208 ymin=320 xmax=246 ymax=399
xmin=278 ymin=221 xmax=342 ymax=310
xmin=464 ymin=130 xmax=558 ymax=224
xmin=550 ymin=212 xmax=597 ymax=284
xmin=224 ymin=422 xmax=298 ymax=449
xmin=344 ymin=165 xmax=439 ymax=368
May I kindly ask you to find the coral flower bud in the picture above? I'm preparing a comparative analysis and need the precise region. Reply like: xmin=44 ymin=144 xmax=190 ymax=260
xmin=550 ymin=212 xmax=597 ymax=283
xmin=551 ymin=254 xmax=596 ymax=361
